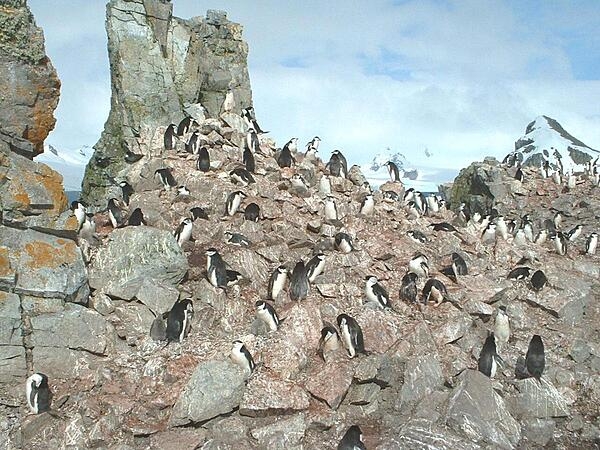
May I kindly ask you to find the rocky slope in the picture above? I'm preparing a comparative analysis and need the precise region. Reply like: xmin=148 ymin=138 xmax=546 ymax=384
xmin=81 ymin=0 xmax=253 ymax=206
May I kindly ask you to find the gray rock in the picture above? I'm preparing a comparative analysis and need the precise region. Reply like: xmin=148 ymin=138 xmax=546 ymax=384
xmin=511 ymin=378 xmax=570 ymax=419
xmin=239 ymin=374 xmax=310 ymax=417
xmin=89 ymin=292 xmax=115 ymax=316
xmin=520 ymin=419 xmax=555 ymax=447
xmin=32 ymin=346 xmax=99 ymax=379
xmin=88 ymin=227 xmax=188 ymax=297
xmin=346 ymin=383 xmax=381 ymax=406
xmin=399 ymin=355 xmax=444 ymax=408
xmin=446 ymin=370 xmax=521 ymax=448
xmin=305 ymin=361 xmax=353 ymax=409
xmin=381 ymin=418 xmax=480 ymax=450
xmin=134 ymin=279 xmax=179 ymax=316
xmin=250 ymin=413 xmax=306 ymax=450
xmin=112 ymin=301 xmax=155 ymax=341
xmin=0 ymin=292 xmax=21 ymax=346
xmin=170 ymin=360 xmax=246 ymax=427
xmin=0 ymin=345 xmax=26 ymax=386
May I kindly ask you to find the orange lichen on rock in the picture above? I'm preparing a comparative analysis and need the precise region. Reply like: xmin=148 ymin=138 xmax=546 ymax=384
xmin=38 ymin=163 xmax=67 ymax=212
xmin=0 ymin=247 xmax=14 ymax=277
xmin=24 ymin=239 xmax=77 ymax=269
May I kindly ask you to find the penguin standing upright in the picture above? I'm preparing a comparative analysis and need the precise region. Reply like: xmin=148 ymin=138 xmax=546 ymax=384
xmin=277 ymin=145 xmax=294 ymax=168
xmin=127 ymin=208 xmax=146 ymax=226
xmin=305 ymin=253 xmax=326 ymax=283
xmin=225 ymin=191 xmax=247 ymax=216
xmin=230 ymin=340 xmax=256 ymax=374
xmin=478 ymin=333 xmax=501 ymax=378
xmin=70 ymin=201 xmax=87 ymax=230
xmin=327 ymin=151 xmax=347 ymax=178
xmin=222 ymin=88 xmax=234 ymax=113
xmin=176 ymin=116 xmax=196 ymax=136
xmin=289 ymin=261 xmax=310 ymax=301
xmin=243 ymin=146 xmax=255 ymax=173
xmin=525 ymin=335 xmax=545 ymax=381
xmin=268 ymin=265 xmax=288 ymax=300
xmin=185 ymin=130 xmax=200 ymax=154
xmin=119 ymin=181 xmax=134 ymax=205
xmin=384 ymin=161 xmax=400 ymax=182
xmin=494 ymin=306 xmax=510 ymax=348
xmin=244 ymin=203 xmax=260 ymax=222
xmin=173 ymin=218 xmax=193 ymax=247
xmin=25 ymin=373 xmax=50 ymax=414
xmin=155 ymin=168 xmax=177 ymax=190
xmin=166 ymin=298 xmax=194 ymax=343
xmin=319 ymin=323 xmax=340 ymax=360
xmin=422 ymin=278 xmax=448 ymax=305
xmin=245 ymin=127 xmax=261 ymax=154
xmin=408 ymin=253 xmax=429 ymax=279
xmin=451 ymin=252 xmax=468 ymax=278
xmin=551 ymin=232 xmax=568 ymax=255
xmin=205 ymin=248 xmax=228 ymax=288
xmin=107 ymin=198 xmax=124 ymax=229
xmin=324 ymin=195 xmax=339 ymax=221
xmin=334 ymin=232 xmax=354 ymax=253
xmin=364 ymin=275 xmax=390 ymax=309
xmin=337 ymin=314 xmax=365 ymax=358
xmin=359 ymin=194 xmax=375 ymax=216
xmin=585 ymin=232 xmax=598 ymax=255
xmin=255 ymin=300 xmax=280 ymax=332
xmin=242 ymin=107 xmax=267 ymax=133
xmin=196 ymin=147 xmax=210 ymax=172
xmin=164 ymin=123 xmax=177 ymax=150
xmin=399 ymin=272 xmax=418 ymax=304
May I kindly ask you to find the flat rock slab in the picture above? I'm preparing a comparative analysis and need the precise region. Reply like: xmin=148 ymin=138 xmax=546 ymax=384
xmin=0 ymin=226 xmax=88 ymax=302
xmin=88 ymin=227 xmax=188 ymax=298
xmin=380 ymin=418 xmax=480 ymax=450
xmin=170 ymin=360 xmax=246 ymax=427
xmin=511 ymin=378 xmax=570 ymax=419
xmin=0 ymin=291 xmax=22 ymax=346
xmin=399 ymin=355 xmax=444 ymax=407
xmin=305 ymin=361 xmax=353 ymax=409
xmin=239 ymin=374 xmax=310 ymax=417
xmin=446 ymin=370 xmax=521 ymax=449
xmin=250 ymin=413 xmax=306 ymax=450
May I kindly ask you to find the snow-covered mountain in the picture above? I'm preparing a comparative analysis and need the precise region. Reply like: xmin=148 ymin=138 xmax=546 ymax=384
xmin=35 ymin=144 xmax=91 ymax=191
xmin=514 ymin=115 xmax=599 ymax=173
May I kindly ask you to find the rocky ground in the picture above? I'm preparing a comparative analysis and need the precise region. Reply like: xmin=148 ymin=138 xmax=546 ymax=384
xmin=3 ymin=111 xmax=599 ymax=449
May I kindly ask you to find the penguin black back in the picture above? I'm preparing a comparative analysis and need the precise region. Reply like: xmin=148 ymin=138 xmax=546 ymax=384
xmin=190 ymin=206 xmax=209 ymax=221
xmin=289 ymin=261 xmax=309 ymax=301
xmin=277 ymin=146 xmax=294 ymax=168
xmin=127 ymin=208 xmax=146 ymax=226
xmin=196 ymin=147 xmax=210 ymax=172
xmin=525 ymin=334 xmax=545 ymax=381
xmin=399 ymin=272 xmax=418 ymax=303
xmin=530 ymin=270 xmax=548 ymax=292
xmin=243 ymin=146 xmax=256 ymax=173
xmin=338 ymin=425 xmax=366 ymax=450
xmin=166 ymin=298 xmax=194 ymax=343
xmin=478 ymin=333 xmax=498 ymax=378
xmin=176 ymin=116 xmax=194 ymax=136
xmin=164 ymin=123 xmax=176 ymax=150
xmin=119 ymin=181 xmax=134 ymax=205
xmin=244 ymin=203 xmax=260 ymax=222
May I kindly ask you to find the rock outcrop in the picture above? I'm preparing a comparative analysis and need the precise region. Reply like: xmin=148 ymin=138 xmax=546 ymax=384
xmin=0 ymin=0 xmax=60 ymax=156
xmin=81 ymin=0 xmax=253 ymax=206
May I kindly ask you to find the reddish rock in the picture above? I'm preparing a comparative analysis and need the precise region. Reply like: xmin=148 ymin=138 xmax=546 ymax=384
xmin=239 ymin=373 xmax=310 ymax=417
xmin=305 ymin=361 xmax=354 ymax=409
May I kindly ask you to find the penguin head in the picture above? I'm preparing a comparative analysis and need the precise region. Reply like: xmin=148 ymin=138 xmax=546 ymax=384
xmin=255 ymin=300 xmax=267 ymax=311
xmin=205 ymin=247 xmax=218 ymax=256
xmin=232 ymin=340 xmax=245 ymax=352
xmin=30 ymin=372 xmax=48 ymax=388
xmin=336 ymin=314 xmax=350 ymax=328
xmin=247 ymin=127 xmax=256 ymax=134
xmin=320 ymin=324 xmax=338 ymax=340
xmin=365 ymin=275 xmax=378 ymax=286
xmin=182 ymin=217 xmax=193 ymax=226
xmin=276 ymin=265 xmax=288 ymax=275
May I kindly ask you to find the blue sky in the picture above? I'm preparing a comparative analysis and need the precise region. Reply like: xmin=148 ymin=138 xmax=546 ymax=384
xmin=28 ymin=0 xmax=600 ymax=183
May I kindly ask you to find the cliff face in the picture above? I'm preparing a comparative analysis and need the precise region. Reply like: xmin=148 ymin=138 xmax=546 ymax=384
xmin=81 ymin=0 xmax=253 ymax=206
xmin=0 ymin=0 xmax=60 ymax=156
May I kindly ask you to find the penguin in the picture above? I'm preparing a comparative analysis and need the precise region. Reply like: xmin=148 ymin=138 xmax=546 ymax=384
xmin=304 ymin=145 xmax=319 ymax=160
xmin=107 ymin=198 xmax=124 ymax=229
xmin=283 ymin=137 xmax=298 ymax=154
xmin=403 ymin=188 xmax=415 ymax=204
xmin=422 ymin=278 xmax=447 ymax=305
xmin=243 ymin=146 xmax=255 ymax=173
xmin=245 ymin=127 xmax=261 ymax=154
xmin=164 ymin=123 xmax=177 ymax=150
xmin=94 ymin=154 xmax=112 ymax=168
xmin=124 ymin=150 xmax=143 ymax=163
xmin=127 ymin=208 xmax=146 ymax=226
xmin=255 ymin=300 xmax=280 ymax=332
xmin=502 ymin=151 xmax=517 ymax=167
xmin=585 ymin=232 xmax=598 ymax=255
xmin=359 ymin=194 xmax=375 ymax=216
xmin=268 ymin=265 xmax=288 ymax=300
xmin=513 ymin=228 xmax=527 ymax=247
xmin=70 ymin=200 xmax=87 ymax=230
xmin=242 ymin=106 xmax=267 ymax=133
xmin=553 ymin=211 xmax=563 ymax=230
xmin=289 ymin=261 xmax=310 ymax=301
xmin=205 ymin=248 xmax=228 ymax=288
xmin=426 ymin=194 xmax=440 ymax=214
xmin=277 ymin=145 xmax=294 ymax=168
xmin=521 ymin=214 xmax=535 ymax=242
xmin=507 ymin=266 xmax=532 ymax=280
xmin=190 ymin=206 xmax=209 ymax=221
xmin=567 ymin=224 xmax=583 ymax=242
xmin=384 ymin=161 xmax=401 ymax=182
xmin=319 ymin=175 xmax=332 ymax=195
xmin=478 ymin=333 xmax=501 ymax=378
xmin=306 ymin=136 xmax=321 ymax=152
xmin=230 ymin=340 xmax=256 ymax=374
xmin=430 ymin=222 xmax=457 ymax=232
xmin=399 ymin=272 xmax=418 ymax=304
xmin=552 ymin=170 xmax=561 ymax=185
xmin=451 ymin=252 xmax=468 ymax=278
xmin=177 ymin=185 xmax=190 ymax=197
xmin=331 ymin=150 xmax=348 ymax=177
xmin=337 ymin=314 xmax=365 ymax=358
xmin=514 ymin=165 xmax=524 ymax=182
xmin=541 ymin=159 xmax=551 ymax=178
xmin=481 ymin=222 xmax=497 ymax=244
xmin=225 ymin=191 xmax=247 ymax=216
xmin=176 ymin=116 xmax=197 ymax=136
xmin=382 ymin=190 xmax=400 ymax=203
xmin=226 ymin=269 xmax=243 ymax=286
xmin=305 ymin=253 xmax=326 ymax=283
xmin=525 ymin=334 xmax=545 ymax=382
xmin=495 ymin=216 xmax=509 ymax=240
xmin=364 ymin=275 xmax=390 ymax=309
xmin=318 ymin=322 xmax=340 ymax=360
xmin=230 ymin=167 xmax=255 ymax=186
xmin=408 ymin=253 xmax=429 ymax=279
xmin=155 ymin=168 xmax=177 ymax=190
xmin=530 ymin=270 xmax=548 ymax=292
xmin=244 ymin=202 xmax=260 ymax=222
xmin=551 ymin=232 xmax=568 ymax=255
xmin=289 ymin=174 xmax=310 ymax=196
xmin=334 ymin=232 xmax=354 ymax=253
xmin=324 ymin=195 xmax=339 ymax=221
xmin=222 ymin=88 xmax=234 ymax=113
xmin=407 ymin=230 xmax=428 ymax=244
xmin=165 ymin=298 xmax=194 ymax=343
xmin=196 ymin=147 xmax=210 ymax=172
xmin=185 ymin=130 xmax=200 ymax=154
xmin=173 ymin=217 xmax=193 ymax=247
xmin=338 ymin=425 xmax=366 ymax=450
xmin=406 ymin=201 xmax=421 ymax=220
xmin=25 ymin=373 xmax=50 ymax=414
xmin=326 ymin=152 xmax=346 ymax=178
xmin=533 ymin=229 xmax=548 ymax=245
xmin=494 ymin=306 xmax=510 ymax=348
xmin=119 ymin=181 xmax=134 ymax=205
xmin=224 ymin=231 xmax=252 ymax=247
xmin=80 ymin=213 xmax=96 ymax=237
xmin=567 ymin=171 xmax=577 ymax=189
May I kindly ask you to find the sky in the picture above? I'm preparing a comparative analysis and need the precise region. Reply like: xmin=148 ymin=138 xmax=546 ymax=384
xmin=28 ymin=0 xmax=600 ymax=185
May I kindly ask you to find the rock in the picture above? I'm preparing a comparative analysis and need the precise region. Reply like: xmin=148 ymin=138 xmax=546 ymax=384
xmin=0 ymin=1 xmax=60 ymax=155
xmin=431 ymin=304 xmax=472 ymax=345
xmin=112 ymin=301 xmax=155 ymax=341
xmin=0 ymin=291 xmax=22 ymax=346
xmin=520 ymin=418 xmax=555 ymax=447
xmin=511 ymin=378 xmax=570 ymax=419
xmin=170 ymin=360 xmax=246 ymax=427
xmin=32 ymin=346 xmax=98 ymax=379
xmin=150 ymin=429 xmax=207 ymax=450
xmin=134 ymin=279 xmax=179 ymax=316
xmin=89 ymin=292 xmax=115 ymax=316
xmin=346 ymin=383 xmax=380 ymax=406
xmin=0 ymin=345 xmax=26 ymax=387
xmin=380 ymin=418 xmax=480 ymax=450
xmin=88 ymin=227 xmax=188 ymax=297
xmin=239 ymin=374 xmax=310 ymax=417
xmin=250 ymin=413 xmax=306 ymax=450
xmin=446 ymin=370 xmax=521 ymax=448
xmin=0 ymin=226 xmax=88 ymax=302
xmin=398 ymin=355 xmax=444 ymax=408
xmin=305 ymin=361 xmax=353 ymax=409
xmin=82 ymin=0 xmax=253 ymax=206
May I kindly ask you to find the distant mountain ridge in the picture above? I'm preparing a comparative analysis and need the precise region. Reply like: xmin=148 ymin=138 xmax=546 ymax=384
xmin=35 ymin=144 xmax=92 ymax=191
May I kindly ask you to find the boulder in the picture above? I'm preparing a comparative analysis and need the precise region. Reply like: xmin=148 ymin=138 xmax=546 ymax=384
xmin=510 ymin=378 xmax=570 ymax=419
xmin=305 ymin=361 xmax=353 ymax=409
xmin=250 ymin=414 xmax=306 ymax=450
xmin=239 ymin=374 xmax=310 ymax=417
